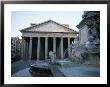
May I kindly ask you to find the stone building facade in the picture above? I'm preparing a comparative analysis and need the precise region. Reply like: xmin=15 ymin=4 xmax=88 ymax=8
xmin=20 ymin=20 xmax=78 ymax=61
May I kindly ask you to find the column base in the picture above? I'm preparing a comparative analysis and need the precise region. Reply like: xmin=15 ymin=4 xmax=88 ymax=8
xmin=37 ymin=59 xmax=40 ymax=62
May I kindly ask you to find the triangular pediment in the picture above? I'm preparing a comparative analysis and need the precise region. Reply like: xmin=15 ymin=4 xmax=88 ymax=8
xmin=20 ymin=20 xmax=77 ymax=33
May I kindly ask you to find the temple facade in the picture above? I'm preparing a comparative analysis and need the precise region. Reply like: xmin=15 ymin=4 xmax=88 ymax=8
xmin=20 ymin=20 xmax=78 ymax=60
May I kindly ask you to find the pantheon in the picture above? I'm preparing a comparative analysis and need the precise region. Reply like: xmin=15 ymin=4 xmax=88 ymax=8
xmin=20 ymin=20 xmax=78 ymax=60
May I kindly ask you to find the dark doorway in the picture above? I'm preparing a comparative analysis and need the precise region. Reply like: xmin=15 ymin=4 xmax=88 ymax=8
xmin=63 ymin=38 xmax=68 ymax=58
xmin=56 ymin=38 xmax=60 ymax=59
xmin=48 ymin=37 xmax=53 ymax=54
xmin=32 ymin=37 xmax=37 ymax=60
xmin=40 ymin=37 xmax=45 ymax=60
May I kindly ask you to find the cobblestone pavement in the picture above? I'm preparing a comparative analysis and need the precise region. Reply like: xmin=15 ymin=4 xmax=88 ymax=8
xmin=11 ymin=60 xmax=36 ymax=75
xmin=12 ymin=68 xmax=32 ymax=77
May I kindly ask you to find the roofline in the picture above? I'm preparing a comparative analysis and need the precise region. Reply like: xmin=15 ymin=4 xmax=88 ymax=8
xmin=21 ymin=31 xmax=79 ymax=34
xmin=20 ymin=20 xmax=77 ymax=33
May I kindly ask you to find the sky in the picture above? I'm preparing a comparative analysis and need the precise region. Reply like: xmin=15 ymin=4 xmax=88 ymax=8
xmin=11 ymin=11 xmax=83 ymax=39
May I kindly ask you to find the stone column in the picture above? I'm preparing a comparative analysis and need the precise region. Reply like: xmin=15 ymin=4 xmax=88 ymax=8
xmin=61 ymin=37 xmax=63 ymax=59
xmin=29 ymin=37 xmax=32 ymax=60
xmin=23 ymin=38 xmax=26 ymax=59
xmin=25 ymin=40 xmax=27 ymax=59
xmin=68 ymin=37 xmax=70 ymax=57
xmin=26 ymin=41 xmax=29 ymax=59
xmin=27 ymin=41 xmax=29 ymax=58
xmin=53 ymin=37 xmax=56 ymax=60
xmin=53 ymin=37 xmax=56 ymax=53
xmin=45 ymin=37 xmax=48 ymax=60
xmin=21 ymin=37 xmax=24 ymax=59
xmin=37 ymin=37 xmax=40 ymax=61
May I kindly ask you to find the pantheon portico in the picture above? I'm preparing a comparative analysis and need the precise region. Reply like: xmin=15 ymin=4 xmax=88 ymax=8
xmin=20 ymin=20 xmax=78 ymax=60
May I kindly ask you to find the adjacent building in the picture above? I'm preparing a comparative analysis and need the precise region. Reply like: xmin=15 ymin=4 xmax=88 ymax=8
xmin=11 ymin=37 xmax=22 ymax=62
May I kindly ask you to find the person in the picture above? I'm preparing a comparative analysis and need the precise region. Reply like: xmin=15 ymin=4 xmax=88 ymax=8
xmin=49 ymin=51 xmax=55 ymax=64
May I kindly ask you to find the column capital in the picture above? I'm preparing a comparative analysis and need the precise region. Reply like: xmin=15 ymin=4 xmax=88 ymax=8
xmin=61 ymin=37 xmax=63 ymax=40
xmin=30 ymin=37 xmax=33 ymax=40
xmin=38 ymin=37 xmax=40 ymax=40
xmin=45 ymin=37 xmax=48 ymax=39
xmin=53 ymin=37 xmax=56 ymax=39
